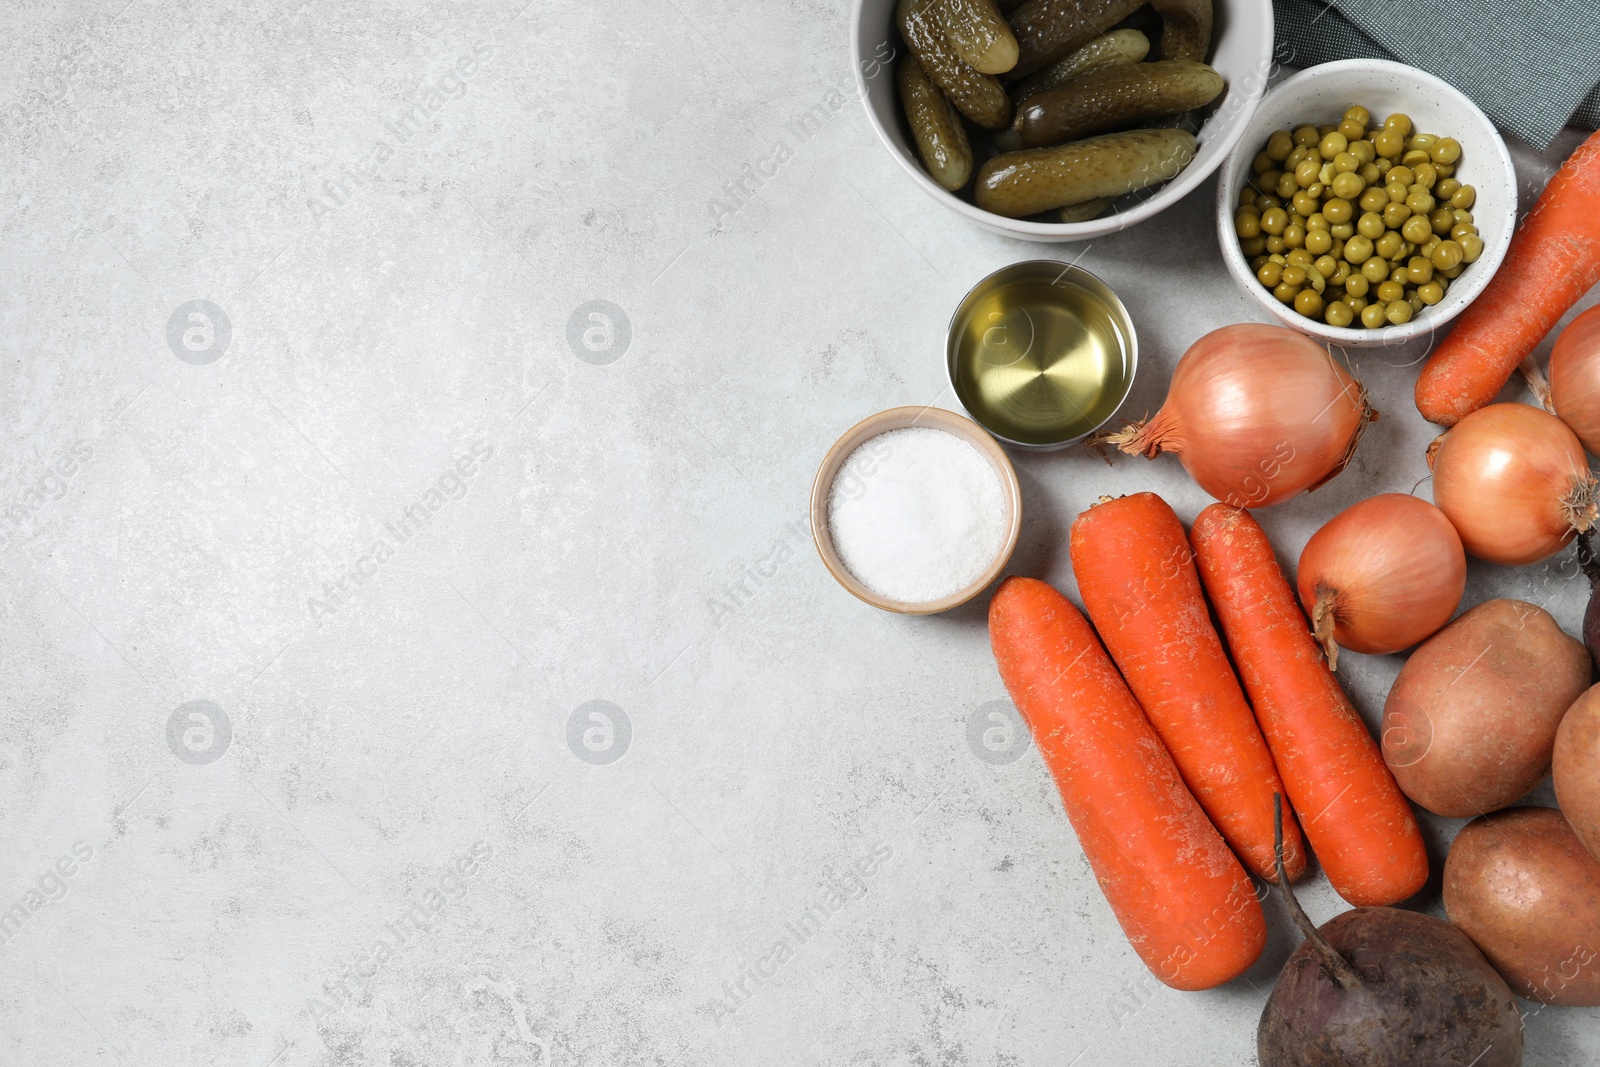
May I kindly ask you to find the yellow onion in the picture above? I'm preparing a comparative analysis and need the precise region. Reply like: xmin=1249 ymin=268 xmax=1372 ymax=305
xmin=1296 ymin=493 xmax=1466 ymax=670
xmin=1430 ymin=403 xmax=1597 ymax=566
xmin=1550 ymin=305 xmax=1600 ymax=455
xmin=1109 ymin=324 xmax=1375 ymax=507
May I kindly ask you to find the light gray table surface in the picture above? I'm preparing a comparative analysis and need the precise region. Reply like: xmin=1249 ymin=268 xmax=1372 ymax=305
xmin=4 ymin=2 xmax=1599 ymax=1064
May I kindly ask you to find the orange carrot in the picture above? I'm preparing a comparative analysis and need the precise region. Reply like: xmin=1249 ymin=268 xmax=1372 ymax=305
xmin=989 ymin=576 xmax=1265 ymax=990
xmin=1189 ymin=504 xmax=1429 ymax=907
xmin=1069 ymin=492 xmax=1307 ymax=883
xmin=1415 ymin=128 xmax=1600 ymax=426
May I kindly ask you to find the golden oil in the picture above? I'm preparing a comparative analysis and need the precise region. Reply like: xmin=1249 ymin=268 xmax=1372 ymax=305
xmin=948 ymin=262 xmax=1136 ymax=448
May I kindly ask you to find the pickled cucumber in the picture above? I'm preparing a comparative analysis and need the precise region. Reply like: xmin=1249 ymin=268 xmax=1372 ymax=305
xmin=1014 ymin=29 xmax=1149 ymax=104
xmin=938 ymin=0 xmax=1019 ymax=75
xmin=898 ymin=55 xmax=974 ymax=191
xmin=1150 ymin=0 xmax=1212 ymax=62
xmin=1058 ymin=196 xmax=1115 ymax=222
xmin=1007 ymin=0 xmax=1145 ymax=79
xmin=975 ymin=128 xmax=1197 ymax=218
xmin=1008 ymin=60 xmax=1223 ymax=150
xmin=898 ymin=0 xmax=1011 ymax=130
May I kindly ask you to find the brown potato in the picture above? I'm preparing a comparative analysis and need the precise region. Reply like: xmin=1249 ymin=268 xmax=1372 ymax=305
xmin=1382 ymin=599 xmax=1589 ymax=817
xmin=1555 ymin=683 xmax=1600 ymax=862
xmin=1443 ymin=806 xmax=1600 ymax=1005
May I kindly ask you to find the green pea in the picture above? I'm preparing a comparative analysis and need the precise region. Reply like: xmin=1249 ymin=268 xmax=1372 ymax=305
xmin=1431 ymin=137 xmax=1462 ymax=164
xmin=1319 ymin=132 xmax=1349 ymax=158
xmin=1325 ymin=300 xmax=1355 ymax=327
xmin=1286 ymin=248 xmax=1315 ymax=267
xmin=1331 ymin=171 xmax=1365 ymax=200
xmin=1284 ymin=224 xmax=1305 ymax=248
xmin=1256 ymin=193 xmax=1280 ymax=210
xmin=1314 ymin=254 xmax=1339 ymax=278
xmin=1431 ymin=240 xmax=1463 ymax=270
xmin=1261 ymin=207 xmax=1288 ymax=234
xmin=1347 ymin=294 xmax=1369 ymax=313
xmin=1385 ymin=113 xmax=1413 ymax=136
xmin=1460 ymin=234 xmax=1484 ymax=262
xmin=1293 ymin=191 xmax=1321 ymax=216
xmin=1274 ymin=281 xmax=1300 ymax=304
xmin=1358 ymin=161 xmax=1382 ymax=184
xmin=1435 ymin=178 xmax=1462 ymax=201
xmin=1430 ymin=207 xmax=1455 ymax=235
xmin=1253 ymin=151 xmax=1274 ymax=175
xmin=1266 ymin=129 xmax=1294 ymax=161
xmin=1235 ymin=211 xmax=1261 ymax=238
xmin=1343 ymin=234 xmax=1374 ymax=263
xmin=1377 ymin=279 xmax=1405 ymax=303
xmin=1333 ymin=151 xmax=1360 ymax=174
xmin=1417 ymin=280 xmax=1444 ymax=305
xmin=1374 ymin=129 xmax=1405 ymax=159
xmin=1305 ymin=228 xmax=1333 ymax=255
xmin=1294 ymin=158 xmax=1320 ymax=187
xmin=1361 ymin=303 xmax=1388 ymax=328
xmin=1401 ymin=149 xmax=1431 ymax=168
xmin=1330 ymin=222 xmax=1354 ymax=240
xmin=1344 ymin=105 xmax=1372 ymax=127
xmin=1266 ymin=235 xmax=1287 ymax=253
xmin=1323 ymin=198 xmax=1353 ymax=223
xmin=1356 ymin=212 xmax=1385 ymax=239
xmin=1296 ymin=289 xmax=1324 ymax=317
xmin=1412 ymin=162 xmax=1438 ymax=189
xmin=1286 ymin=145 xmax=1309 ymax=168
xmin=1387 ymin=165 xmax=1414 ymax=187
xmin=1293 ymin=124 xmax=1321 ymax=147
xmin=1280 ymin=264 xmax=1307 ymax=286
xmin=1451 ymin=184 xmax=1476 ymax=210
xmin=1401 ymin=215 xmax=1432 ymax=243
xmin=1351 ymin=139 xmax=1376 ymax=164
xmin=1450 ymin=222 xmax=1476 ymax=242
xmin=1240 ymin=236 xmax=1266 ymax=257
xmin=1386 ymin=299 xmax=1413 ymax=324
xmin=1345 ymin=273 xmax=1370 ymax=298
xmin=1276 ymin=172 xmax=1299 ymax=198
xmin=1406 ymin=189 xmax=1435 ymax=215
xmin=1382 ymin=200 xmax=1411 ymax=229
xmin=1362 ymin=255 xmax=1390 ymax=283
xmin=1258 ymin=261 xmax=1283 ymax=286
xmin=1406 ymin=256 xmax=1434 ymax=284
xmin=1306 ymin=213 xmax=1329 ymax=230
xmin=1386 ymin=182 xmax=1408 ymax=204
xmin=1358 ymin=187 xmax=1388 ymax=213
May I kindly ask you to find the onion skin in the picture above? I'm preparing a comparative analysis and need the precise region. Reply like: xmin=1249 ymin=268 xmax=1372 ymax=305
xmin=1430 ymin=402 xmax=1598 ymax=566
xmin=1110 ymin=324 xmax=1375 ymax=508
xmin=1551 ymin=304 xmax=1600 ymax=456
xmin=1296 ymin=493 xmax=1466 ymax=669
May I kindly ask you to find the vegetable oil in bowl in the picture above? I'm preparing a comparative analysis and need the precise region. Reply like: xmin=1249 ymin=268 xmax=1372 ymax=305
xmin=947 ymin=260 xmax=1138 ymax=450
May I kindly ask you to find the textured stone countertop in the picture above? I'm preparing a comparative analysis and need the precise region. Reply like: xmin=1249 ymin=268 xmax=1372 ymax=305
xmin=3 ymin=2 xmax=1599 ymax=1063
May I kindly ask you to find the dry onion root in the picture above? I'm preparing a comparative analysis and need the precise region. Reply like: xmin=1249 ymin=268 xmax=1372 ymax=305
xmin=1105 ymin=324 xmax=1376 ymax=508
xmin=1429 ymin=402 xmax=1598 ymax=566
xmin=1295 ymin=493 xmax=1466 ymax=670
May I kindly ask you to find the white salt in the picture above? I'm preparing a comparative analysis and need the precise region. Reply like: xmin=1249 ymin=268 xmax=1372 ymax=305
xmin=827 ymin=426 xmax=1008 ymax=604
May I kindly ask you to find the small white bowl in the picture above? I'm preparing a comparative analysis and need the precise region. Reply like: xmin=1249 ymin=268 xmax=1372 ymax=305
xmin=1215 ymin=59 xmax=1518 ymax=347
xmin=851 ymin=0 xmax=1275 ymax=242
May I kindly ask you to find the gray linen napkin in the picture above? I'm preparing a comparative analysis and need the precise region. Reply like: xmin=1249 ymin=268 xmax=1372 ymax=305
xmin=1274 ymin=0 xmax=1600 ymax=148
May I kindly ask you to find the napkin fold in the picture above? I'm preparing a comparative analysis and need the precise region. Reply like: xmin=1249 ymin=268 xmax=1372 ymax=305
xmin=1274 ymin=0 xmax=1600 ymax=149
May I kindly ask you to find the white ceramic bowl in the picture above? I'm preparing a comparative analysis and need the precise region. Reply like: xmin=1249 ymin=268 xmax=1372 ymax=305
xmin=1215 ymin=59 xmax=1517 ymax=347
xmin=851 ymin=0 xmax=1275 ymax=242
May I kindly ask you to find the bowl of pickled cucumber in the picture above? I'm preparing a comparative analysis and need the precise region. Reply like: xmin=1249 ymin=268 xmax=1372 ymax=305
xmin=1215 ymin=58 xmax=1517 ymax=346
xmin=852 ymin=0 xmax=1273 ymax=241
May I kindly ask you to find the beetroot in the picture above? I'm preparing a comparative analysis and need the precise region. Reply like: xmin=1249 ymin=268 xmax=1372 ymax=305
xmin=1258 ymin=799 xmax=1523 ymax=1067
